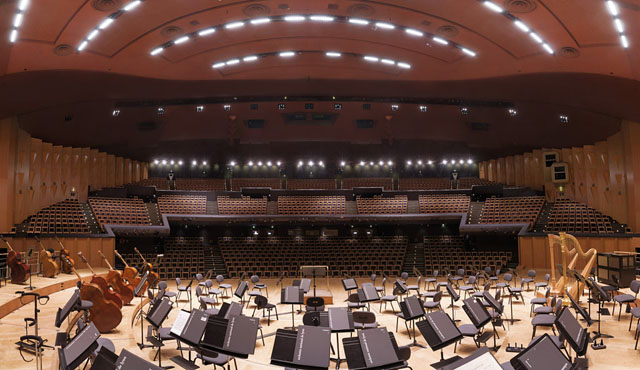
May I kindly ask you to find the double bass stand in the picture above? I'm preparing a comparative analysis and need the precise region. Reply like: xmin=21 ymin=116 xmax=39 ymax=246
xmin=15 ymin=291 xmax=53 ymax=361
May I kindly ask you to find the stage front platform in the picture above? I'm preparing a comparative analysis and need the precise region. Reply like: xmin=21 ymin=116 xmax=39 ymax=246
xmin=0 ymin=268 xmax=108 ymax=318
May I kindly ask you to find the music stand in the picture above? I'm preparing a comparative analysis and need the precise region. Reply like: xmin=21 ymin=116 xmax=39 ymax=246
xmin=145 ymin=298 xmax=174 ymax=369
xmin=169 ymin=309 xmax=210 ymax=369
xmin=342 ymin=278 xmax=358 ymax=296
xmin=342 ymin=328 xmax=405 ymax=370
xmin=461 ymin=297 xmax=493 ymax=348
xmin=555 ymin=306 xmax=589 ymax=366
xmin=571 ymin=270 xmax=593 ymax=321
xmin=510 ymin=334 xmax=572 ymax=370
xmin=445 ymin=283 xmax=460 ymax=322
xmin=271 ymin=325 xmax=332 ymax=369
xmin=505 ymin=285 xmax=521 ymax=325
xmin=281 ymin=286 xmax=304 ymax=329
xmin=115 ymin=349 xmax=164 ymax=370
xmin=234 ymin=280 xmax=249 ymax=306
xmin=438 ymin=346 xmax=503 ymax=370
xmin=302 ymin=266 xmax=328 ymax=297
xmin=58 ymin=322 xmax=101 ymax=370
xmin=586 ymin=277 xmax=614 ymax=340
xmin=327 ymin=307 xmax=355 ymax=369
xmin=26 ymin=247 xmax=35 ymax=290
xmin=55 ymin=290 xmax=81 ymax=328
xmin=200 ymin=315 xmax=260 ymax=359
xmin=399 ymin=296 xmax=427 ymax=348
xmin=482 ymin=291 xmax=503 ymax=351
xmin=416 ymin=310 xmax=463 ymax=368
xmin=357 ymin=283 xmax=379 ymax=311
xmin=135 ymin=272 xmax=152 ymax=350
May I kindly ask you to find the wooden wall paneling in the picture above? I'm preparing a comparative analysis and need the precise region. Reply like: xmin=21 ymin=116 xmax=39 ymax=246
xmin=560 ymin=148 xmax=575 ymax=200
xmin=531 ymin=149 xmax=544 ymax=190
xmin=606 ymin=132 xmax=628 ymax=225
xmin=142 ymin=162 xmax=148 ymax=180
xmin=523 ymin=152 xmax=533 ymax=186
xmin=115 ymin=157 xmax=124 ymax=186
xmin=29 ymin=138 xmax=42 ymax=218
xmin=13 ymin=129 xmax=30 ymax=225
xmin=514 ymin=155 xmax=524 ymax=186
xmin=505 ymin=156 xmax=515 ymax=185
xmin=622 ymin=121 xmax=640 ymax=231
xmin=0 ymin=119 xmax=18 ymax=232
xmin=496 ymin=157 xmax=506 ymax=184
xmin=89 ymin=149 xmax=99 ymax=192
xmin=106 ymin=154 xmax=116 ymax=188
xmin=583 ymin=145 xmax=598 ymax=209
xmin=79 ymin=148 xmax=91 ymax=202
xmin=40 ymin=142 xmax=53 ymax=209
xmin=70 ymin=148 xmax=82 ymax=201
xmin=594 ymin=141 xmax=610 ymax=216
xmin=51 ymin=145 xmax=62 ymax=203
xmin=488 ymin=159 xmax=497 ymax=182
xmin=123 ymin=158 xmax=131 ymax=185
xmin=132 ymin=161 xmax=140 ymax=183
xmin=478 ymin=161 xmax=487 ymax=180
xmin=97 ymin=152 xmax=107 ymax=190
xmin=571 ymin=147 xmax=587 ymax=204
xmin=61 ymin=147 xmax=72 ymax=201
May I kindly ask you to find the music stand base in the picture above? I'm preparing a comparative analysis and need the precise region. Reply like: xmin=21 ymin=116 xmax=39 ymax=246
xmin=591 ymin=331 xmax=614 ymax=340
xmin=430 ymin=356 xmax=461 ymax=368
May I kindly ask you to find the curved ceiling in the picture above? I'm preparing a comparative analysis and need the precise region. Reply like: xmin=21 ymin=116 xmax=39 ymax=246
xmin=1 ymin=0 xmax=639 ymax=162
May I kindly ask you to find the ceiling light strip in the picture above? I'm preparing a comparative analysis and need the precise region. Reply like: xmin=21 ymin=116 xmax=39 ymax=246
xmin=480 ymin=0 xmax=555 ymax=54
xmin=210 ymin=50 xmax=411 ymax=71
xmin=147 ymin=14 xmax=477 ymax=58
xmin=604 ymin=1 xmax=629 ymax=48
xmin=76 ymin=0 xmax=144 ymax=52
xmin=9 ymin=0 xmax=30 ymax=43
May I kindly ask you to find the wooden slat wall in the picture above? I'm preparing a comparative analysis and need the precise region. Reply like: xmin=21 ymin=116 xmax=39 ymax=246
xmin=4 ymin=236 xmax=115 ymax=268
xmin=0 ymin=119 xmax=148 ymax=232
xmin=479 ymin=122 xmax=640 ymax=231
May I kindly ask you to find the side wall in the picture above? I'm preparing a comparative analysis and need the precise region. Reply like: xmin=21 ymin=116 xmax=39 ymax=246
xmin=0 ymin=118 xmax=148 ymax=232
xmin=480 ymin=121 xmax=639 ymax=231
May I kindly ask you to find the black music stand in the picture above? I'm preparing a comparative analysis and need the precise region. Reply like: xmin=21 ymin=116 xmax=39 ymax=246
xmin=342 ymin=278 xmax=359 ymax=297
xmin=302 ymin=266 xmax=327 ymax=297
xmin=327 ymin=307 xmax=355 ymax=369
xmin=438 ymin=346 xmax=503 ymax=370
xmin=482 ymin=291 xmax=503 ymax=352
xmin=572 ymin=270 xmax=593 ymax=322
xmin=26 ymin=247 xmax=36 ymax=290
xmin=416 ymin=310 xmax=463 ymax=368
xmin=55 ymin=290 xmax=81 ymax=328
xmin=115 ymin=349 xmax=164 ymax=370
xmin=200 ymin=315 xmax=260 ymax=359
xmin=510 ymin=334 xmax=573 ymax=370
xmin=135 ymin=272 xmax=152 ymax=350
xmin=445 ymin=283 xmax=460 ymax=322
xmin=58 ymin=322 xmax=101 ymax=370
xmin=271 ymin=325 xmax=332 ymax=369
xmin=234 ymin=280 xmax=249 ymax=306
xmin=145 ymin=298 xmax=174 ymax=369
xmin=555 ymin=306 xmax=589 ymax=367
xmin=505 ymin=285 xmax=521 ymax=325
xmin=282 ymin=286 xmax=304 ymax=329
xmin=586 ymin=277 xmax=614 ymax=340
xmin=357 ymin=284 xmax=379 ymax=311
xmin=342 ymin=328 xmax=406 ymax=370
xmin=461 ymin=297 xmax=493 ymax=349
xmin=399 ymin=296 xmax=427 ymax=348
xmin=169 ymin=308 xmax=210 ymax=370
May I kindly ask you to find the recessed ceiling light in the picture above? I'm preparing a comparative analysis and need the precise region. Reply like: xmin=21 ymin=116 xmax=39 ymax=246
xmin=461 ymin=48 xmax=476 ymax=57
xmin=326 ymin=51 xmax=341 ymax=57
xmin=529 ymin=32 xmax=543 ymax=43
xmin=198 ymin=28 xmax=215 ymax=36
xmin=364 ymin=56 xmax=379 ymax=62
xmin=375 ymin=22 xmax=395 ymax=30
xmin=212 ymin=62 xmax=225 ymax=68
xmin=405 ymin=28 xmax=424 ymax=37
xmin=150 ymin=47 xmax=163 ymax=55
xmin=542 ymin=43 xmax=554 ymax=54
xmin=614 ymin=18 xmax=624 ymax=33
xmin=433 ymin=37 xmax=448 ymax=45
xmin=226 ymin=58 xmax=240 ymax=65
xmin=483 ymin=1 xmax=504 ymax=13
xmin=380 ymin=59 xmax=395 ymax=65
xmin=174 ymin=36 xmax=189 ymax=44
xmin=243 ymin=55 xmax=258 ymax=62
xmin=310 ymin=15 xmax=334 ymax=22
xmin=87 ymin=29 xmax=99 ymax=40
xmin=621 ymin=35 xmax=629 ymax=48
xmin=98 ymin=18 xmax=114 ymax=30
xmin=123 ymin=0 xmax=141 ymax=11
xmin=349 ymin=18 xmax=369 ymax=25
xmin=606 ymin=1 xmax=619 ymax=16
xmin=397 ymin=62 xmax=411 ymax=69
xmin=279 ymin=51 xmax=295 ymax=57
xmin=18 ymin=0 xmax=29 ymax=11
xmin=13 ymin=13 xmax=23 ymax=28
xmin=250 ymin=18 xmax=270 ymax=25
xmin=9 ymin=29 xmax=17 ymax=43
xmin=225 ymin=21 xmax=244 ymax=29
xmin=514 ymin=20 xmax=530 ymax=33
xmin=284 ymin=15 xmax=306 ymax=22
xmin=77 ymin=40 xmax=88 ymax=51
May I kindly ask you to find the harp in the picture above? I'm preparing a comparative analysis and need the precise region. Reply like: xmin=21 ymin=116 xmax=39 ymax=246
xmin=548 ymin=232 xmax=597 ymax=301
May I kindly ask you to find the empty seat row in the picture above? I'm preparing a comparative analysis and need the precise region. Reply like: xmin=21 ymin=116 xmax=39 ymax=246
xmin=158 ymin=195 xmax=207 ymax=215
xmin=399 ymin=178 xmax=451 ymax=190
xmin=231 ymin=178 xmax=282 ymax=191
xmin=419 ymin=194 xmax=470 ymax=214
xmin=88 ymin=197 xmax=151 ymax=228
xmin=217 ymin=196 xmax=268 ymax=215
xmin=287 ymin=179 xmax=337 ymax=190
xmin=479 ymin=196 xmax=544 ymax=228
xmin=356 ymin=195 xmax=407 ymax=214
xmin=342 ymin=177 xmax=393 ymax=190
xmin=277 ymin=196 xmax=346 ymax=215
xmin=24 ymin=199 xmax=90 ymax=234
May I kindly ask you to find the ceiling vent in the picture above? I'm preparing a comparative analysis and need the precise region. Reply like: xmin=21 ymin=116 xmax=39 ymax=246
xmin=243 ymin=4 xmax=271 ymax=16
xmin=559 ymin=47 xmax=580 ymax=59
xmin=348 ymin=4 xmax=375 ymax=17
xmin=92 ymin=0 xmax=122 ymax=12
xmin=503 ymin=0 xmax=537 ymax=13
xmin=53 ymin=44 xmax=74 ymax=56
xmin=161 ymin=26 xmax=184 ymax=38
xmin=437 ymin=25 xmax=459 ymax=38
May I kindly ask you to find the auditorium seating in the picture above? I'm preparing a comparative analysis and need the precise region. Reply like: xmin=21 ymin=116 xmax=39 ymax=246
xmin=231 ymin=178 xmax=281 ymax=190
xmin=287 ymin=179 xmax=337 ymax=190
xmin=399 ymin=178 xmax=451 ymax=190
xmin=423 ymin=236 xmax=512 ymax=276
xmin=217 ymin=196 xmax=268 ymax=215
xmin=218 ymin=236 xmax=407 ymax=277
xmin=544 ymin=198 xmax=618 ymax=234
xmin=158 ymin=195 xmax=207 ymax=215
xmin=120 ymin=237 xmax=206 ymax=280
xmin=342 ymin=177 xmax=393 ymax=190
xmin=175 ymin=178 xmax=226 ymax=191
xmin=130 ymin=177 xmax=169 ymax=190
xmin=479 ymin=196 xmax=544 ymax=227
xmin=277 ymin=196 xmax=346 ymax=215
xmin=356 ymin=195 xmax=408 ymax=214
xmin=25 ymin=199 xmax=90 ymax=234
xmin=457 ymin=177 xmax=499 ymax=189
xmin=419 ymin=194 xmax=470 ymax=214
xmin=88 ymin=197 xmax=151 ymax=228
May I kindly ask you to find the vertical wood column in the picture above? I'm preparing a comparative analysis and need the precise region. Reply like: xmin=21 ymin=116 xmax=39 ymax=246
xmin=0 ymin=118 xmax=19 ymax=232
xmin=622 ymin=121 xmax=640 ymax=231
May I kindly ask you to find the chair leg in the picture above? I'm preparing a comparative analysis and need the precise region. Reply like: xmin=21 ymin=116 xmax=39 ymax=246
xmin=532 ymin=326 xmax=536 ymax=339
xmin=405 ymin=321 xmax=411 ymax=339
xmin=395 ymin=317 xmax=399 ymax=332
xmin=275 ymin=307 xmax=279 ymax=320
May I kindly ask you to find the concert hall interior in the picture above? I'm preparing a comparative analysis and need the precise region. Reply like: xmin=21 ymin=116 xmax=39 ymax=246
xmin=1 ymin=1 xmax=640 ymax=369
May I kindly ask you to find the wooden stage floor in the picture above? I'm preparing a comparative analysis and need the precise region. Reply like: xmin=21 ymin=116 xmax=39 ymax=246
xmin=0 ymin=271 xmax=639 ymax=369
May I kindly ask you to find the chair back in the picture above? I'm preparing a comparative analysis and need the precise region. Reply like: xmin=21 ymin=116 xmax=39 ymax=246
xmin=544 ymin=273 xmax=550 ymax=282
xmin=631 ymin=280 xmax=640 ymax=295
xmin=400 ymin=272 xmax=409 ymax=280
xmin=468 ymin=276 xmax=476 ymax=285
xmin=302 ymin=312 xmax=321 ymax=326
xmin=195 ymin=286 xmax=203 ymax=297
xmin=434 ymin=291 xmax=443 ymax=302
xmin=216 ymin=275 xmax=225 ymax=283
xmin=176 ymin=278 xmax=181 ymax=286
xmin=456 ymin=268 xmax=464 ymax=277
xmin=433 ymin=270 xmax=439 ymax=278
xmin=370 ymin=274 xmax=377 ymax=282
xmin=205 ymin=280 xmax=213 ymax=289
xmin=503 ymin=273 xmax=513 ymax=282
xmin=483 ymin=283 xmax=491 ymax=292
xmin=347 ymin=293 xmax=361 ymax=303
xmin=544 ymin=288 xmax=551 ymax=298
xmin=554 ymin=299 xmax=563 ymax=315
xmin=528 ymin=270 xmax=536 ymax=278
xmin=417 ymin=276 xmax=421 ymax=285
xmin=484 ymin=266 xmax=492 ymax=275
xmin=196 ymin=273 xmax=203 ymax=282
xmin=251 ymin=275 xmax=260 ymax=284
xmin=353 ymin=311 xmax=376 ymax=324
xmin=204 ymin=270 xmax=213 ymax=280
xmin=306 ymin=297 xmax=325 ymax=308
xmin=254 ymin=295 xmax=268 ymax=309
xmin=158 ymin=281 xmax=168 ymax=291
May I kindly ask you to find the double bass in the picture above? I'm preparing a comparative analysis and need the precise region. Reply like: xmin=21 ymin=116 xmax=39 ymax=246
xmin=114 ymin=250 xmax=146 ymax=295
xmin=59 ymin=255 xmax=122 ymax=333
xmin=35 ymin=236 xmax=58 ymax=278
xmin=134 ymin=248 xmax=159 ymax=287
xmin=56 ymin=237 xmax=74 ymax=274
xmin=76 ymin=252 xmax=123 ymax=309
xmin=0 ymin=235 xmax=30 ymax=284
xmin=98 ymin=250 xmax=134 ymax=305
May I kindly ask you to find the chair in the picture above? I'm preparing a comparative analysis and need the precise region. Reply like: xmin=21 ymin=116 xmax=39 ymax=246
xmin=305 ymin=297 xmax=325 ymax=312
xmin=535 ymin=274 xmax=550 ymax=294
xmin=206 ymin=279 xmax=223 ymax=303
xmin=613 ymin=280 xmax=640 ymax=321
xmin=496 ymin=273 xmax=512 ymax=294
xmin=489 ymin=268 xmax=501 ymax=285
xmin=217 ymin=275 xmax=232 ymax=297
xmin=423 ymin=291 xmax=443 ymax=313
xmin=530 ymin=288 xmax=551 ymax=316
xmin=374 ymin=276 xmax=385 ymax=294
xmin=158 ymin=281 xmax=177 ymax=304
xmin=400 ymin=272 xmax=409 ymax=283
xmin=454 ymin=324 xmax=479 ymax=352
xmin=196 ymin=286 xmax=216 ymax=311
xmin=380 ymin=286 xmax=402 ymax=313
xmin=196 ymin=273 xmax=207 ymax=293
xmin=196 ymin=353 xmax=237 ymax=370
xmin=522 ymin=270 xmax=536 ymax=291
xmin=508 ymin=279 xmax=524 ymax=303
xmin=175 ymin=278 xmax=192 ymax=303
xmin=407 ymin=276 xmax=421 ymax=294
xmin=250 ymin=275 xmax=268 ymax=297
xmin=531 ymin=299 xmax=562 ymax=338
xmin=452 ymin=268 xmax=465 ymax=287
xmin=473 ymin=283 xmax=491 ymax=299
xmin=251 ymin=295 xmax=278 ymax=326
xmin=353 ymin=311 xmax=378 ymax=330
xmin=459 ymin=276 xmax=476 ymax=299
xmin=347 ymin=293 xmax=366 ymax=311
xmin=424 ymin=270 xmax=439 ymax=291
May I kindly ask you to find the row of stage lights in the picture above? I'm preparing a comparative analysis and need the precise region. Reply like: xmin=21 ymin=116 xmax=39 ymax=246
xmin=9 ymin=0 xmax=29 ymax=43
xmin=151 ymin=159 xmax=475 ymax=168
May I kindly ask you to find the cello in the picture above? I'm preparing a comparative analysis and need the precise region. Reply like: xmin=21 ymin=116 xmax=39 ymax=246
xmin=56 ymin=237 xmax=74 ymax=274
xmin=77 ymin=252 xmax=123 ymax=309
xmin=98 ymin=250 xmax=134 ymax=305
xmin=134 ymin=247 xmax=159 ymax=287
xmin=59 ymin=254 xmax=122 ymax=333
xmin=35 ymin=236 xmax=58 ymax=278
xmin=114 ymin=250 xmax=146 ymax=290
xmin=0 ymin=235 xmax=31 ymax=284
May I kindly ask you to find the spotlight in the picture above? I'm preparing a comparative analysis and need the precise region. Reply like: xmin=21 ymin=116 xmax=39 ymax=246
xmin=369 ymin=161 xmax=374 ymax=166
xmin=387 ymin=160 xmax=393 ymax=166
xmin=267 ymin=161 xmax=272 ymax=166
xmin=276 ymin=161 xmax=282 ymax=166
xmin=508 ymin=108 xmax=517 ymax=116
xmin=459 ymin=160 xmax=464 ymax=164
xmin=202 ymin=161 xmax=208 ymax=166
xmin=257 ymin=161 xmax=263 ymax=166
xmin=406 ymin=160 xmax=412 ymax=166
xmin=178 ymin=160 xmax=183 ymax=166
xmin=483 ymin=1 xmax=504 ymax=13
xmin=196 ymin=105 xmax=204 ymax=112
xmin=192 ymin=160 xmax=197 ymax=166
xmin=157 ymin=107 xmax=165 ymax=115
xmin=467 ymin=159 xmax=473 ymax=164
xmin=112 ymin=109 xmax=120 ymax=117
xmin=229 ymin=161 xmax=236 ymax=166
xmin=297 ymin=161 xmax=303 ymax=167
xmin=154 ymin=160 xmax=159 ymax=165
xmin=334 ymin=103 xmax=342 ymax=111
xmin=419 ymin=105 xmax=428 ymax=112
xmin=340 ymin=161 xmax=346 ymax=167
xmin=378 ymin=160 xmax=384 ymax=166
xmin=170 ymin=160 xmax=175 ymax=165
xmin=417 ymin=160 xmax=423 ymax=165
xmin=391 ymin=104 xmax=399 ymax=111
xmin=319 ymin=161 xmax=325 ymax=167
xmin=223 ymin=104 xmax=231 ymax=111
xmin=442 ymin=160 xmax=448 ymax=164
xmin=427 ymin=160 xmax=433 ymax=165
xmin=359 ymin=161 xmax=365 ymax=166
xmin=278 ymin=103 xmax=286 ymax=110
xmin=308 ymin=160 xmax=314 ymax=166
xmin=248 ymin=161 xmax=254 ymax=166
xmin=460 ymin=107 xmax=469 ymax=115
xmin=559 ymin=115 xmax=569 ymax=123
xmin=161 ymin=160 xmax=167 ymax=165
